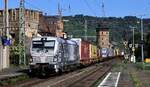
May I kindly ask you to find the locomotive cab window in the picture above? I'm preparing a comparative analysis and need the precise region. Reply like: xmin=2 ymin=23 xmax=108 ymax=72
xmin=44 ymin=40 xmax=55 ymax=48
xmin=32 ymin=41 xmax=43 ymax=48
xmin=32 ymin=40 xmax=55 ymax=49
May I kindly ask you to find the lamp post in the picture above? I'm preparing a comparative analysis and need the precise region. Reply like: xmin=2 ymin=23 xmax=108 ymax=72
xmin=132 ymin=27 xmax=135 ymax=57
xmin=137 ymin=15 xmax=145 ymax=64
xmin=140 ymin=17 xmax=144 ymax=63
xmin=129 ymin=26 xmax=136 ymax=63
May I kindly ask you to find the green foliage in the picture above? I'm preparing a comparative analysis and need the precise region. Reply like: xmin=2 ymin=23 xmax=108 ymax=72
xmin=10 ymin=45 xmax=20 ymax=65
xmin=10 ymin=46 xmax=20 ymax=55
xmin=130 ymin=72 xmax=142 ymax=87
xmin=136 ymin=62 xmax=143 ymax=70
xmin=63 ymin=15 xmax=150 ymax=61
xmin=0 ymin=75 xmax=29 ymax=86
xmin=144 ymin=63 xmax=150 ymax=70
xmin=136 ymin=62 xmax=150 ymax=70
xmin=63 ymin=15 xmax=150 ymax=45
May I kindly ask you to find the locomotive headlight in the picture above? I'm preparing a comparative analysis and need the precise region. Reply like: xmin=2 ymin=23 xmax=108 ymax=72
xmin=53 ymin=58 xmax=57 ymax=62
xmin=29 ymin=58 xmax=33 ymax=62
xmin=53 ymin=55 xmax=58 ymax=62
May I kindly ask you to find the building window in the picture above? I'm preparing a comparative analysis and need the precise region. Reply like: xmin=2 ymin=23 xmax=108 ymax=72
xmin=28 ymin=24 xmax=30 ymax=27
xmin=102 ymin=42 xmax=104 ymax=45
xmin=13 ymin=10 xmax=16 ymax=21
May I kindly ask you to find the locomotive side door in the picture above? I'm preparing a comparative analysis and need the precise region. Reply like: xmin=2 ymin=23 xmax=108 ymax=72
xmin=58 ymin=44 xmax=64 ymax=63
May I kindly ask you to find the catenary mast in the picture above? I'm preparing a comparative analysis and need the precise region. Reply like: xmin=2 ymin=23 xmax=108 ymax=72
xmin=19 ymin=0 xmax=26 ymax=65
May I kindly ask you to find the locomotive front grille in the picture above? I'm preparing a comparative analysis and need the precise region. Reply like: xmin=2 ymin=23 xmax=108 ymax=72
xmin=33 ymin=57 xmax=41 ymax=63
xmin=32 ymin=56 xmax=54 ymax=63
xmin=46 ymin=56 xmax=54 ymax=63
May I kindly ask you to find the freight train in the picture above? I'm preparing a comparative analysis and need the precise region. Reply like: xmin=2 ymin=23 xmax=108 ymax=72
xmin=101 ymin=48 xmax=114 ymax=58
xmin=29 ymin=36 xmax=117 ymax=76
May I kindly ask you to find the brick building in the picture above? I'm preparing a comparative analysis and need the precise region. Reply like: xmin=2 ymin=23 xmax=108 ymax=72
xmin=0 ymin=8 xmax=42 ymax=59
xmin=0 ymin=8 xmax=65 ymax=52
xmin=44 ymin=16 xmax=64 ymax=37
xmin=0 ymin=8 xmax=64 ymax=44
xmin=0 ymin=8 xmax=41 ymax=38
xmin=96 ymin=27 xmax=110 ymax=48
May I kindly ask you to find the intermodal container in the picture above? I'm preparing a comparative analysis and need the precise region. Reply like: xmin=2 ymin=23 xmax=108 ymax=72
xmin=97 ymin=48 xmax=102 ymax=60
xmin=108 ymin=49 xmax=114 ymax=57
xmin=89 ymin=44 xmax=98 ymax=62
xmin=81 ymin=41 xmax=90 ymax=64
xmin=71 ymin=38 xmax=90 ymax=65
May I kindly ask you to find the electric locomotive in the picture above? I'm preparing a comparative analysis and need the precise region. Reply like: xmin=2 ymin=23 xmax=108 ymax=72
xmin=29 ymin=36 xmax=80 ymax=76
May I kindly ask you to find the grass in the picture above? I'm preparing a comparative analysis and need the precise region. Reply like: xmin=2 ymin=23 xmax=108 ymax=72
xmin=130 ymin=72 xmax=142 ymax=87
xmin=143 ymin=63 xmax=150 ymax=70
xmin=136 ymin=62 xmax=150 ymax=70
xmin=0 ymin=74 xmax=30 ymax=86
xmin=111 ymin=61 xmax=127 ymax=72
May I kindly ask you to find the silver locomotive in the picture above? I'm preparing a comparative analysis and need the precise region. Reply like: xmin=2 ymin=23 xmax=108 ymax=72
xmin=29 ymin=36 xmax=80 ymax=76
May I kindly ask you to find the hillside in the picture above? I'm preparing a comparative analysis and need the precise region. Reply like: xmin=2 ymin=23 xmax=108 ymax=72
xmin=63 ymin=15 xmax=150 ymax=44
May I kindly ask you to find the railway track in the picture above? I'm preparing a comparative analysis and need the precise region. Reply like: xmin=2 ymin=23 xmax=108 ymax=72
xmin=15 ymin=59 xmax=114 ymax=87
xmin=66 ymin=65 xmax=112 ymax=87
xmin=16 ymin=65 xmax=98 ymax=87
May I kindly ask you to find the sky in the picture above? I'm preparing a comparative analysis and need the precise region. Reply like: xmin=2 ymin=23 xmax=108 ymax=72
xmin=0 ymin=0 xmax=150 ymax=18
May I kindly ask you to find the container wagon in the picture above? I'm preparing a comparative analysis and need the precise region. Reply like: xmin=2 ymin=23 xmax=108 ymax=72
xmin=101 ymin=48 xmax=109 ymax=58
xmin=71 ymin=38 xmax=91 ymax=65
xmin=108 ymin=49 xmax=114 ymax=58
xmin=89 ymin=44 xmax=99 ymax=63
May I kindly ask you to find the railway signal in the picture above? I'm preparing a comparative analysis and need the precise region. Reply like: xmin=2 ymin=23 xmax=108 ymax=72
xmin=123 ymin=41 xmax=128 ymax=48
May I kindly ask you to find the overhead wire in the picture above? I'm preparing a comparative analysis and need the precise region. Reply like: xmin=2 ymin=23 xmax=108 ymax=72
xmin=82 ymin=0 xmax=97 ymax=17
xmin=67 ymin=0 xmax=71 ymax=13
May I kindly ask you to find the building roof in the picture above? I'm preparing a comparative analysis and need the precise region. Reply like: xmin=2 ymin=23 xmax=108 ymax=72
xmin=96 ymin=27 xmax=109 ymax=32
xmin=100 ymin=27 xmax=109 ymax=31
xmin=0 ymin=8 xmax=42 ymax=14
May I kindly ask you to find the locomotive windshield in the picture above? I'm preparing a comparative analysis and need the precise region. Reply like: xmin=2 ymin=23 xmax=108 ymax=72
xmin=44 ymin=41 xmax=55 ymax=48
xmin=32 ymin=40 xmax=55 ymax=49
xmin=32 ymin=41 xmax=43 ymax=48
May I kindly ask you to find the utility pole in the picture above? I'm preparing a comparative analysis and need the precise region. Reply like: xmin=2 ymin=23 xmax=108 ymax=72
xmin=4 ymin=0 xmax=9 ymax=38
xmin=101 ymin=0 xmax=106 ymax=17
xmin=57 ymin=0 xmax=63 ymax=37
xmin=58 ymin=0 xmax=62 ymax=23
xmin=132 ymin=27 xmax=135 ymax=57
xmin=2 ymin=0 xmax=10 ymax=69
xmin=19 ymin=0 xmax=26 ymax=65
xmin=129 ymin=26 xmax=136 ymax=63
xmin=84 ymin=19 xmax=87 ymax=40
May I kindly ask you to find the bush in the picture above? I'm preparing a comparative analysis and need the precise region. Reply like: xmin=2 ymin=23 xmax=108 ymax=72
xmin=10 ymin=46 xmax=20 ymax=65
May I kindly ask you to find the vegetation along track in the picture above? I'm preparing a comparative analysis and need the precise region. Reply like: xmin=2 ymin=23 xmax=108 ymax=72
xmin=16 ymin=59 xmax=114 ymax=87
